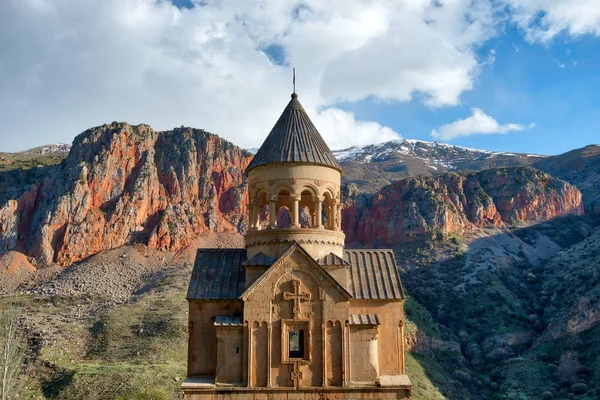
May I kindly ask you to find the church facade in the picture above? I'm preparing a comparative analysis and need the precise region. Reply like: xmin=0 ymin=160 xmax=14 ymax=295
xmin=182 ymin=92 xmax=412 ymax=399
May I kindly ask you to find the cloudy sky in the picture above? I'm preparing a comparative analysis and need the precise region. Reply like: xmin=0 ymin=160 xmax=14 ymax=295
xmin=1 ymin=0 xmax=599 ymax=154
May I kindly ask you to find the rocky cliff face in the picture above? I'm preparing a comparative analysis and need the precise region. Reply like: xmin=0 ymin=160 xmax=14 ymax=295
xmin=343 ymin=167 xmax=584 ymax=247
xmin=0 ymin=123 xmax=250 ymax=265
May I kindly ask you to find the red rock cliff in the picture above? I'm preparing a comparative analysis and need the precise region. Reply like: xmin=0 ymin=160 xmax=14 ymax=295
xmin=0 ymin=123 xmax=250 ymax=265
xmin=343 ymin=167 xmax=584 ymax=247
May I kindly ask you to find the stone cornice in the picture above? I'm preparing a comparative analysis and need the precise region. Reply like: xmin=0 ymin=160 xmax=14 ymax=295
xmin=244 ymin=228 xmax=345 ymax=248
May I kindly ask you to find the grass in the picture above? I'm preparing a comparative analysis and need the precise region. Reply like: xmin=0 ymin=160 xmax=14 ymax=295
xmin=0 ymin=153 xmax=66 ymax=172
xmin=405 ymin=352 xmax=447 ymax=400
xmin=12 ymin=269 xmax=189 ymax=400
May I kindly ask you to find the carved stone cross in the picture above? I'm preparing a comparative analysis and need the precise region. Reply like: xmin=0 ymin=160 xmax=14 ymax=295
xmin=283 ymin=279 xmax=311 ymax=319
xmin=291 ymin=361 xmax=303 ymax=389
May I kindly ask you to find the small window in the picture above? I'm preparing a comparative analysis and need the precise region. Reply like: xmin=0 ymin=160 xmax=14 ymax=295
xmin=289 ymin=328 xmax=304 ymax=359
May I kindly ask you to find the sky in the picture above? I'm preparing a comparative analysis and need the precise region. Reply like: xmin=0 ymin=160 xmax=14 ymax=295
xmin=0 ymin=0 xmax=599 ymax=155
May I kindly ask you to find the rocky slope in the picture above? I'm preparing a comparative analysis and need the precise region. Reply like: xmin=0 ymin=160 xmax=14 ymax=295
xmin=343 ymin=167 xmax=584 ymax=247
xmin=533 ymin=144 xmax=600 ymax=214
xmin=0 ymin=123 xmax=250 ymax=265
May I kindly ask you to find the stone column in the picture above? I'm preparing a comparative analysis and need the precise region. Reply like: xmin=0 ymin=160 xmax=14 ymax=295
xmin=315 ymin=197 xmax=324 ymax=229
xmin=322 ymin=323 xmax=327 ymax=386
xmin=269 ymin=195 xmax=277 ymax=229
xmin=342 ymin=321 xmax=348 ymax=386
xmin=267 ymin=323 xmax=272 ymax=387
xmin=291 ymin=195 xmax=301 ymax=228
xmin=243 ymin=321 xmax=249 ymax=386
xmin=248 ymin=322 xmax=253 ymax=387
xmin=331 ymin=203 xmax=338 ymax=231
xmin=252 ymin=203 xmax=260 ymax=230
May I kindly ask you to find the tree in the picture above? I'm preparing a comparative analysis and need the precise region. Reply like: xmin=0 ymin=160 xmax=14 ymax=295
xmin=0 ymin=306 xmax=26 ymax=400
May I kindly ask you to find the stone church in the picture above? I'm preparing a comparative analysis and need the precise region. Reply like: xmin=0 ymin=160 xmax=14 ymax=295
xmin=182 ymin=92 xmax=412 ymax=399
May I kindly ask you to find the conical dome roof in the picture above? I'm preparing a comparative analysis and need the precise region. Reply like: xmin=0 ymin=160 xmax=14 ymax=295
xmin=245 ymin=93 xmax=342 ymax=175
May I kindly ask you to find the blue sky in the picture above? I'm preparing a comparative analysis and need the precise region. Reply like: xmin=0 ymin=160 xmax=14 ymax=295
xmin=1 ymin=0 xmax=599 ymax=155
xmin=337 ymin=26 xmax=600 ymax=155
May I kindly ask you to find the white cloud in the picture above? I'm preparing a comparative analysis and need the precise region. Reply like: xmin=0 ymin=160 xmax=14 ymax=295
xmin=312 ymin=108 xmax=401 ymax=150
xmin=504 ymin=0 xmax=600 ymax=42
xmin=0 ymin=0 xmax=500 ymax=151
xmin=431 ymin=108 xmax=529 ymax=141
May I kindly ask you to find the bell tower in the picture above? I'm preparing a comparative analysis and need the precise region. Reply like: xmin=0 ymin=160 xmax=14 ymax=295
xmin=244 ymin=92 xmax=345 ymax=261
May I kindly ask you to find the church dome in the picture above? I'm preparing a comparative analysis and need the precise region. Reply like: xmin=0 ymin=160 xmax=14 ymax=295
xmin=245 ymin=93 xmax=342 ymax=175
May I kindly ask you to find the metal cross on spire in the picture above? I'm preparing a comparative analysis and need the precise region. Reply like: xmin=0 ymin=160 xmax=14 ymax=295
xmin=293 ymin=67 xmax=296 ymax=94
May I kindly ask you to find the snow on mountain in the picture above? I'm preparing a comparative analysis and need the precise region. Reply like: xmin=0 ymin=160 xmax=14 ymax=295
xmin=19 ymin=143 xmax=72 ymax=155
xmin=332 ymin=139 xmax=543 ymax=171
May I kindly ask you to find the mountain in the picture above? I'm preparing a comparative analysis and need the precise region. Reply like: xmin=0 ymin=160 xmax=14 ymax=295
xmin=335 ymin=139 xmax=600 ymax=217
xmin=342 ymin=167 xmax=583 ymax=247
xmin=334 ymin=139 xmax=543 ymax=193
xmin=533 ymin=145 xmax=600 ymax=214
xmin=0 ymin=123 xmax=249 ymax=265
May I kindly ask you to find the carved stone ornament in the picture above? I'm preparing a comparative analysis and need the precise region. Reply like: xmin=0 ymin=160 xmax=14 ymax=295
xmin=290 ymin=178 xmax=298 ymax=184
xmin=272 ymin=303 xmax=281 ymax=318
xmin=314 ymin=180 xmax=324 ymax=187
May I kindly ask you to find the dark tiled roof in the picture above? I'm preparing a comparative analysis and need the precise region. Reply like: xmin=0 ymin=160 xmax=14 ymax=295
xmin=349 ymin=314 xmax=380 ymax=326
xmin=343 ymin=250 xmax=405 ymax=300
xmin=214 ymin=315 xmax=243 ymax=327
xmin=318 ymin=252 xmax=350 ymax=267
xmin=242 ymin=252 xmax=276 ymax=266
xmin=245 ymin=93 xmax=342 ymax=174
xmin=187 ymin=249 xmax=247 ymax=300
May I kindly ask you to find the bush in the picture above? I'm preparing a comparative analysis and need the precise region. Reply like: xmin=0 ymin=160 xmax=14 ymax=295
xmin=540 ymin=391 xmax=554 ymax=400
xmin=576 ymin=366 xmax=593 ymax=376
xmin=571 ymin=383 xmax=588 ymax=395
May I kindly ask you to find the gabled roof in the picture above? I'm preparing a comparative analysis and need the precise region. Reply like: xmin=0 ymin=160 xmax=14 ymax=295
xmin=242 ymin=252 xmax=276 ymax=267
xmin=240 ymin=243 xmax=352 ymax=301
xmin=344 ymin=249 xmax=405 ymax=300
xmin=245 ymin=93 xmax=342 ymax=175
xmin=318 ymin=252 xmax=350 ymax=267
xmin=187 ymin=249 xmax=247 ymax=300
xmin=349 ymin=314 xmax=380 ymax=326
xmin=186 ymin=247 xmax=406 ymax=302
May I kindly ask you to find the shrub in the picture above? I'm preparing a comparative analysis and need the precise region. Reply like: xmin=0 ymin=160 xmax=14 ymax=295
xmin=540 ymin=391 xmax=554 ymax=400
xmin=576 ymin=366 xmax=592 ymax=376
xmin=571 ymin=383 xmax=588 ymax=395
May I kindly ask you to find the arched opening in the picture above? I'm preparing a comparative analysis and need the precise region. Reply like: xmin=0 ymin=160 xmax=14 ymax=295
xmin=251 ymin=190 xmax=269 ymax=230
xmin=276 ymin=189 xmax=292 ymax=228
xmin=299 ymin=190 xmax=314 ymax=228
xmin=323 ymin=192 xmax=335 ymax=230
xmin=259 ymin=203 xmax=270 ymax=230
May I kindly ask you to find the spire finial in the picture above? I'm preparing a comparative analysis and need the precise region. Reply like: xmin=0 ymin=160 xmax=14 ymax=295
xmin=293 ymin=67 xmax=296 ymax=94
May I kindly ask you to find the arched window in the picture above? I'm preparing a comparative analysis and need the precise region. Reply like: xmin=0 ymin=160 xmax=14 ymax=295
xmin=299 ymin=190 xmax=315 ymax=228
xmin=299 ymin=206 xmax=311 ymax=228
xmin=323 ymin=192 xmax=334 ymax=230
xmin=259 ymin=203 xmax=270 ymax=229
xmin=275 ymin=189 xmax=292 ymax=228
xmin=289 ymin=328 xmax=304 ymax=359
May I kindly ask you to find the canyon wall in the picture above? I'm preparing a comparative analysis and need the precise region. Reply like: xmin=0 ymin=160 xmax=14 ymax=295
xmin=343 ymin=167 xmax=584 ymax=247
xmin=0 ymin=123 xmax=250 ymax=265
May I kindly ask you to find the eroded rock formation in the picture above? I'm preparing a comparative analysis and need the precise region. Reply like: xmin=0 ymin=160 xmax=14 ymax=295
xmin=0 ymin=123 xmax=250 ymax=265
xmin=343 ymin=167 xmax=584 ymax=247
